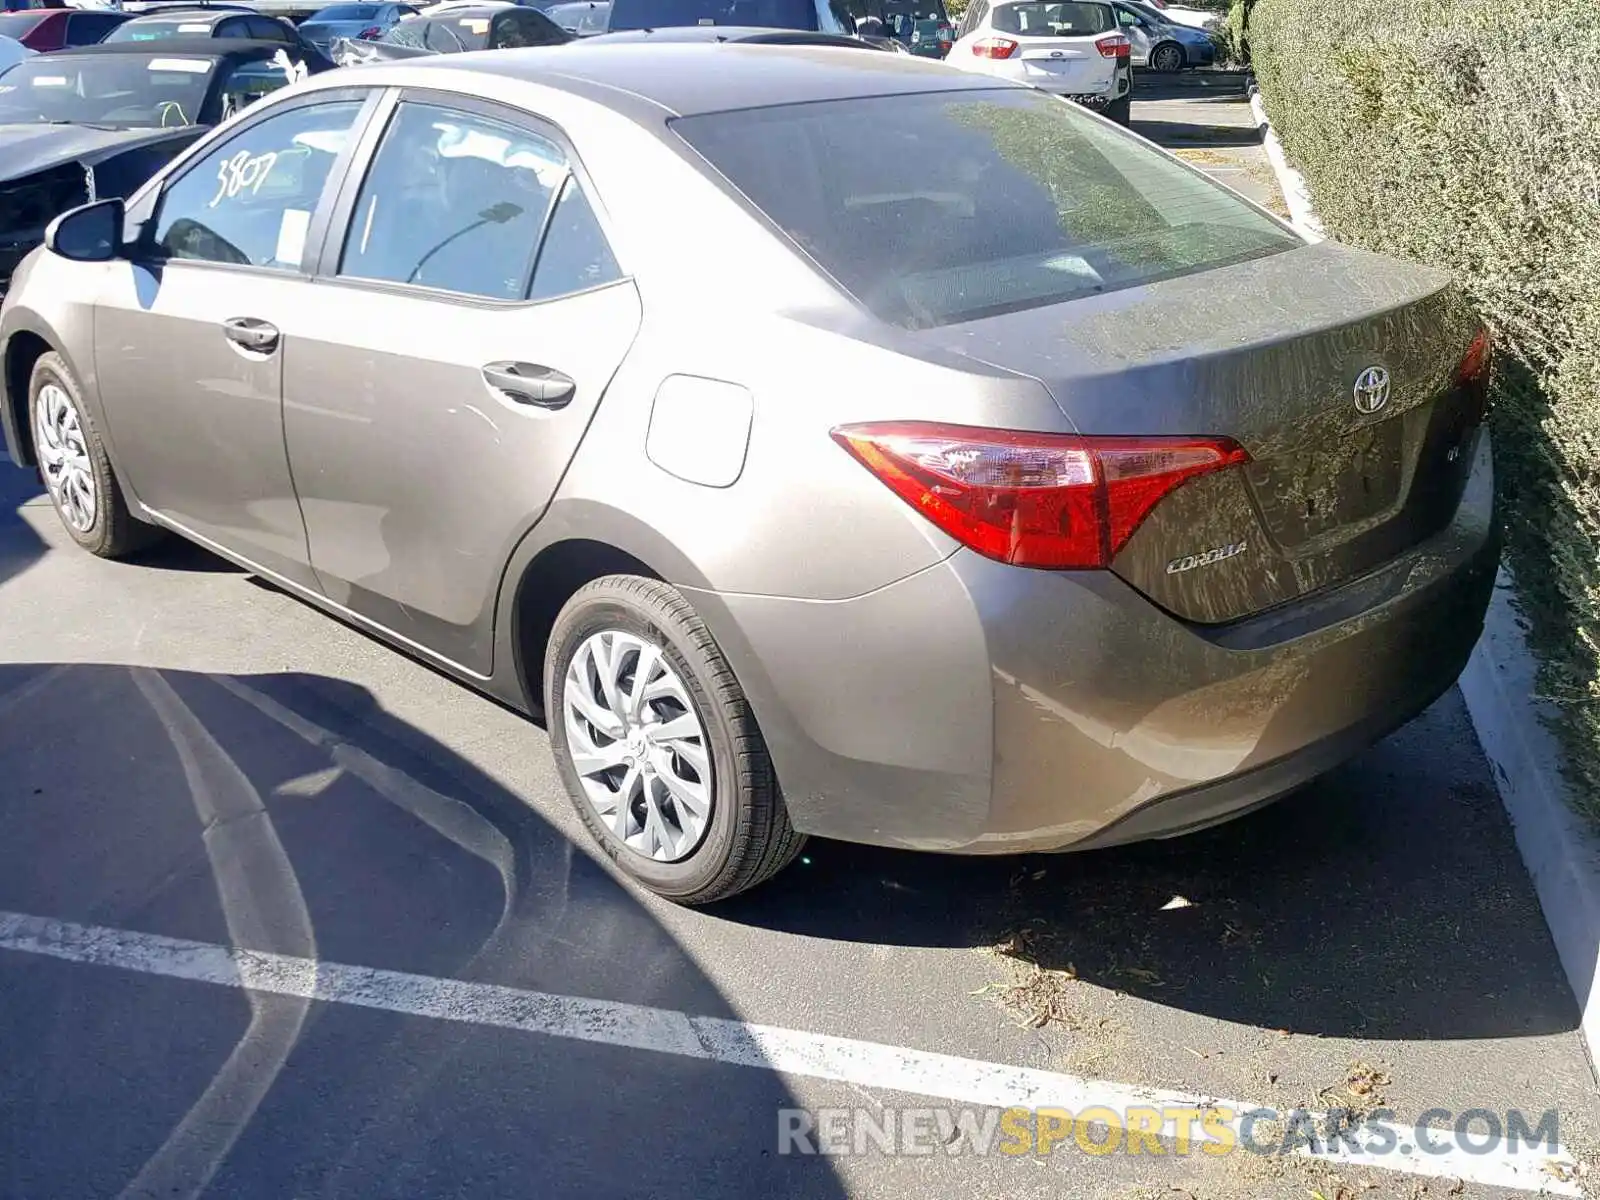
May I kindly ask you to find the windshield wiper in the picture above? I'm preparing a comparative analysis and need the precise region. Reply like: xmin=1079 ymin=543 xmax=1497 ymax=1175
xmin=39 ymin=120 xmax=125 ymax=131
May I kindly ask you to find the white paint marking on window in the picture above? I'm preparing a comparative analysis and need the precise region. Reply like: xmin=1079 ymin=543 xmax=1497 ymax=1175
xmin=0 ymin=910 xmax=1579 ymax=1194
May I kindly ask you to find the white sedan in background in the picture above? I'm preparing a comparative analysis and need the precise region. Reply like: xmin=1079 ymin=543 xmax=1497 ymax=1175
xmin=1140 ymin=0 xmax=1219 ymax=28
xmin=0 ymin=34 xmax=31 ymax=72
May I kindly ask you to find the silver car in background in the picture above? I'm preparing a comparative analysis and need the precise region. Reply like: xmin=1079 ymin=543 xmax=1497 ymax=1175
xmin=0 ymin=46 xmax=1497 ymax=904
xmin=298 ymin=3 xmax=419 ymax=52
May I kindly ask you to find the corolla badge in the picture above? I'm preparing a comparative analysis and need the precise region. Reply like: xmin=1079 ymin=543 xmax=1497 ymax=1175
xmin=1353 ymin=365 xmax=1391 ymax=415
xmin=1166 ymin=540 xmax=1247 ymax=575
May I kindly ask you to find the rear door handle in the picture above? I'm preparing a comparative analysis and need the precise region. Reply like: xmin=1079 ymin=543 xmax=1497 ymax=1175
xmin=481 ymin=361 xmax=575 ymax=410
xmin=223 ymin=317 xmax=280 ymax=354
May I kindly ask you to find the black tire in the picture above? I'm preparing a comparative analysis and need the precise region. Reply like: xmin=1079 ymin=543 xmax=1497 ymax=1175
xmin=545 ymin=574 xmax=805 ymax=905
xmin=1150 ymin=41 xmax=1185 ymax=72
xmin=1105 ymin=94 xmax=1132 ymax=126
xmin=27 ymin=352 xmax=163 ymax=559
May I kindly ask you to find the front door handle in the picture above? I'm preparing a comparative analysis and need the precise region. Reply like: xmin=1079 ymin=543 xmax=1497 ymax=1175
xmin=223 ymin=317 xmax=280 ymax=354
xmin=482 ymin=361 xmax=575 ymax=410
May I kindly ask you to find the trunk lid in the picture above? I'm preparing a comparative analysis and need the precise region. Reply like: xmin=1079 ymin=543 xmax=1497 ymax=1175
xmin=931 ymin=241 xmax=1485 ymax=624
xmin=1011 ymin=37 xmax=1116 ymax=92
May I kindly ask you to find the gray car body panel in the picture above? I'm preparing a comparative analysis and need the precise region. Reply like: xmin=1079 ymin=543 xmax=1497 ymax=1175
xmin=0 ymin=45 xmax=1500 ymax=853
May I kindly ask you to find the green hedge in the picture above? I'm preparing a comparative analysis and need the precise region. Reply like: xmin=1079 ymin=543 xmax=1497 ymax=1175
xmin=1252 ymin=0 xmax=1600 ymax=816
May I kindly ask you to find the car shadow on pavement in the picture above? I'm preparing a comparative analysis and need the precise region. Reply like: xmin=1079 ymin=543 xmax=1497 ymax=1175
xmin=0 ymin=663 xmax=848 ymax=1200
xmin=1130 ymin=120 xmax=1263 ymax=149
xmin=0 ymin=460 xmax=45 ymax=591
xmin=1131 ymin=69 xmax=1252 ymax=103
xmin=718 ymin=693 xmax=1579 ymax=1044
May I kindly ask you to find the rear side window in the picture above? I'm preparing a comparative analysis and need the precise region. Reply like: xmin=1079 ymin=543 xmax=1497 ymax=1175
xmin=674 ymin=88 xmax=1300 ymax=328
xmin=339 ymin=101 xmax=621 ymax=301
xmin=66 ymin=12 xmax=126 ymax=42
xmin=246 ymin=16 xmax=294 ymax=39
xmin=491 ymin=9 xmax=566 ymax=46
xmin=991 ymin=1 xmax=1112 ymax=35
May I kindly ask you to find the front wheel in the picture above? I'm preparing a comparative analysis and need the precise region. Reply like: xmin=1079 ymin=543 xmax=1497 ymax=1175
xmin=545 ymin=575 xmax=805 ymax=905
xmin=1150 ymin=41 xmax=1185 ymax=72
xmin=28 ymin=352 xmax=163 ymax=558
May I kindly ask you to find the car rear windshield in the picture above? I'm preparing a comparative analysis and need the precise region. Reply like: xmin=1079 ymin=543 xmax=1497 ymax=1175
xmin=0 ymin=52 xmax=220 ymax=128
xmin=673 ymin=88 xmax=1301 ymax=328
xmin=386 ymin=12 xmax=491 ymax=48
xmin=546 ymin=0 xmax=608 ymax=30
xmin=314 ymin=4 xmax=383 ymax=17
xmin=992 ymin=1 xmax=1111 ymax=35
xmin=607 ymin=0 xmax=821 ymax=31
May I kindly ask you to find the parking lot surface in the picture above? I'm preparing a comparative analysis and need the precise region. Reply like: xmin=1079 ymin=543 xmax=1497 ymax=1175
xmin=1 ymin=72 xmax=1595 ymax=1200
xmin=2 ymin=422 xmax=1598 ymax=1200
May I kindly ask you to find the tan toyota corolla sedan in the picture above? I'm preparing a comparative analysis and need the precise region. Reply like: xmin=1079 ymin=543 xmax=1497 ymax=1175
xmin=0 ymin=44 xmax=1498 ymax=903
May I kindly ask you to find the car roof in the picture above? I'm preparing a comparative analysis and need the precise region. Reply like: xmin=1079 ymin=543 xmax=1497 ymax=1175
xmin=120 ymin=8 xmax=235 ymax=21
xmin=415 ymin=4 xmax=514 ymax=15
xmin=584 ymin=27 xmax=874 ymax=48
xmin=42 ymin=36 xmax=293 ymax=58
xmin=325 ymin=42 xmax=1012 ymax=119
xmin=122 ymin=8 xmax=235 ymax=21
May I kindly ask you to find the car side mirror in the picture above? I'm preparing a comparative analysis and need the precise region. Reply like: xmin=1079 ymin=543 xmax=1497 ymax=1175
xmin=44 ymin=198 xmax=125 ymax=264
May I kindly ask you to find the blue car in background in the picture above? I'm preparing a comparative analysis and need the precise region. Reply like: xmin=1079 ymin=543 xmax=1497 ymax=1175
xmin=299 ymin=1 xmax=417 ymax=51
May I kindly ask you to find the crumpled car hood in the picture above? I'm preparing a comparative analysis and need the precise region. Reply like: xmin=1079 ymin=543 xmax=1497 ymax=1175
xmin=0 ymin=123 xmax=197 ymax=184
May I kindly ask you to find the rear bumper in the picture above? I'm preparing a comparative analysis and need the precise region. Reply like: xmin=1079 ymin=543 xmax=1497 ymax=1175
xmin=690 ymin=433 xmax=1498 ymax=853
xmin=959 ymin=59 xmax=1128 ymax=101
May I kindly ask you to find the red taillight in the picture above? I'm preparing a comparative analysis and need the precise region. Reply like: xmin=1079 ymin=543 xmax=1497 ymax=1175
xmin=832 ymin=422 xmax=1251 ymax=569
xmin=1456 ymin=326 xmax=1493 ymax=421
xmin=1457 ymin=327 xmax=1492 ymax=387
xmin=1096 ymin=33 xmax=1131 ymax=58
xmin=971 ymin=36 xmax=1017 ymax=58
xmin=358 ymin=24 xmax=383 ymax=37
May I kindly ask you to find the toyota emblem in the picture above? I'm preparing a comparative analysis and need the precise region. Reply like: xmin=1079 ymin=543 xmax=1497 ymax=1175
xmin=1353 ymin=365 xmax=1390 ymax=415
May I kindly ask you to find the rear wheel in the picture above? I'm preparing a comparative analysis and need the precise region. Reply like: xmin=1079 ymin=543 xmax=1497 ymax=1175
xmin=545 ymin=575 xmax=805 ymax=905
xmin=28 ymin=352 xmax=163 ymax=559
xmin=1150 ymin=41 xmax=1185 ymax=72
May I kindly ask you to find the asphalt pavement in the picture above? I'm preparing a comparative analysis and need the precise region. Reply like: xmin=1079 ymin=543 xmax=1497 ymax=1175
xmin=1 ymin=73 xmax=1597 ymax=1200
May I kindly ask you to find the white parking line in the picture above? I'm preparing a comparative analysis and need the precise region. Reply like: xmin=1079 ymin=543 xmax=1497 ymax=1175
xmin=0 ymin=910 xmax=1579 ymax=1195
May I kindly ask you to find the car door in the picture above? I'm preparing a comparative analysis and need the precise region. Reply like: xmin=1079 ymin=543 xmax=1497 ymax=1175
xmin=281 ymin=93 xmax=642 ymax=675
xmin=1113 ymin=3 xmax=1152 ymax=62
xmin=92 ymin=90 xmax=378 ymax=589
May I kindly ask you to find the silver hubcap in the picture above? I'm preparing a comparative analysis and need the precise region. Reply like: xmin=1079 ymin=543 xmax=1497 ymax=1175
xmin=35 ymin=384 xmax=96 ymax=533
xmin=563 ymin=630 xmax=713 ymax=863
xmin=1155 ymin=45 xmax=1180 ymax=70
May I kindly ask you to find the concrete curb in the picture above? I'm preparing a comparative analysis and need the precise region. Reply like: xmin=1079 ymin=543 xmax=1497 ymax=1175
xmin=1459 ymin=572 xmax=1600 ymax=1074
xmin=1245 ymin=86 xmax=1325 ymax=241
xmin=1244 ymin=80 xmax=1600 ymax=1076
